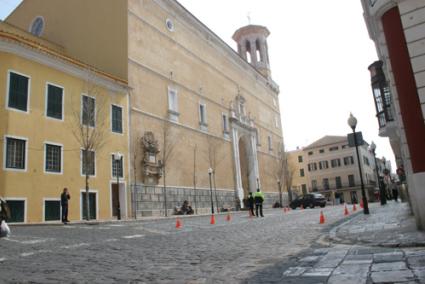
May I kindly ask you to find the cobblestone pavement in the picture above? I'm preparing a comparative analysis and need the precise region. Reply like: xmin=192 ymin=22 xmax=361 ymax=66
xmin=0 ymin=204 xmax=359 ymax=283
xmin=256 ymin=202 xmax=425 ymax=284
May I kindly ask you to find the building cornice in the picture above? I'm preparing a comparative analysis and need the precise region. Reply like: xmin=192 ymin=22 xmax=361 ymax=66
xmin=0 ymin=30 xmax=129 ymax=93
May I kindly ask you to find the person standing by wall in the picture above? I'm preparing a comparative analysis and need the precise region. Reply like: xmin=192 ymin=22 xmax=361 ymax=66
xmin=61 ymin=188 xmax=71 ymax=224
xmin=254 ymin=188 xmax=264 ymax=217
xmin=247 ymin=192 xmax=255 ymax=217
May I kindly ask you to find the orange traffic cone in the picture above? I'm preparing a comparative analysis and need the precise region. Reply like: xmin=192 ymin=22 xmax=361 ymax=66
xmin=175 ymin=217 xmax=182 ymax=229
xmin=319 ymin=211 xmax=325 ymax=224
xmin=225 ymin=213 xmax=231 ymax=222
xmin=344 ymin=205 xmax=349 ymax=216
xmin=353 ymin=203 xmax=357 ymax=212
xmin=210 ymin=214 xmax=216 ymax=225
xmin=360 ymin=199 xmax=364 ymax=208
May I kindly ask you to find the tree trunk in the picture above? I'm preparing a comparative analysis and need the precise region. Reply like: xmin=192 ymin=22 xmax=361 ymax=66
xmin=163 ymin=172 xmax=167 ymax=217
xmin=213 ymin=171 xmax=219 ymax=213
xmin=85 ymin=173 xmax=90 ymax=221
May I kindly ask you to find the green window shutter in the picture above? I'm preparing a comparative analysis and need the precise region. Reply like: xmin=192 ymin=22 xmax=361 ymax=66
xmin=8 ymin=72 xmax=29 ymax=111
xmin=112 ymin=105 xmax=122 ymax=133
xmin=47 ymin=85 xmax=63 ymax=119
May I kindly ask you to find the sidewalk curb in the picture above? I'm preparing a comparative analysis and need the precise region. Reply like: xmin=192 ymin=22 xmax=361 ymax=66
xmin=9 ymin=208 xmax=269 ymax=227
xmin=328 ymin=209 xmax=425 ymax=248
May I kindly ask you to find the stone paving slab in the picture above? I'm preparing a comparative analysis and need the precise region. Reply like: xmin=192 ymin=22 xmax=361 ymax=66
xmin=373 ymin=251 xmax=404 ymax=262
xmin=371 ymin=261 xmax=407 ymax=271
xmin=370 ymin=270 xmax=415 ymax=283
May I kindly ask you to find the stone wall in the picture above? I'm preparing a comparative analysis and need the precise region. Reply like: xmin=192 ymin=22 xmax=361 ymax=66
xmin=131 ymin=185 xmax=287 ymax=217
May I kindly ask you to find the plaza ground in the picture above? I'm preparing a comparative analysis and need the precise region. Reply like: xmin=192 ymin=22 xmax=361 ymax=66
xmin=0 ymin=202 xmax=424 ymax=283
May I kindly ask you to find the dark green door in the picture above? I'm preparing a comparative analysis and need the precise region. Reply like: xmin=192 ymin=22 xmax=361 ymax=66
xmin=7 ymin=200 xmax=25 ymax=223
xmin=45 ymin=200 xmax=61 ymax=221
xmin=82 ymin=192 xmax=96 ymax=220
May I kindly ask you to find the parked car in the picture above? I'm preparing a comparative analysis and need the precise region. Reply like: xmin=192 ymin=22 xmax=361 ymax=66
xmin=290 ymin=193 xmax=326 ymax=209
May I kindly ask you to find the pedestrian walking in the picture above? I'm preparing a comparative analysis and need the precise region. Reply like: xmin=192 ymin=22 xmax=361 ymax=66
xmin=247 ymin=192 xmax=255 ymax=217
xmin=61 ymin=188 xmax=71 ymax=224
xmin=254 ymin=188 xmax=264 ymax=217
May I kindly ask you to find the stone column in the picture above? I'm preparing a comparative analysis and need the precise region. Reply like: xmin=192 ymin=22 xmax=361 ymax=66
xmin=250 ymin=133 xmax=260 ymax=190
xmin=250 ymin=39 xmax=258 ymax=63
xmin=231 ymin=127 xmax=244 ymax=208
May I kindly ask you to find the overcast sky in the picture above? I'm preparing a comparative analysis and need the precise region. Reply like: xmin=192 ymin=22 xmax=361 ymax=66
xmin=0 ymin=0 xmax=396 ymax=169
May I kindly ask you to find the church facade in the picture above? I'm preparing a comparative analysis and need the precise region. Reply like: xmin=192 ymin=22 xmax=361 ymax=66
xmin=6 ymin=0 xmax=285 ymax=219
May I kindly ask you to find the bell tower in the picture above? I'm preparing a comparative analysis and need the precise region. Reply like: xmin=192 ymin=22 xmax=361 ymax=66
xmin=232 ymin=25 xmax=271 ymax=79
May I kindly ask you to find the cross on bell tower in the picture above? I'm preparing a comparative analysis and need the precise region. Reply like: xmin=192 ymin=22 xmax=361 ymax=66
xmin=232 ymin=25 xmax=271 ymax=79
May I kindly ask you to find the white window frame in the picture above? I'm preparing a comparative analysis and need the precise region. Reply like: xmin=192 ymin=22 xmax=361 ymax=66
xmin=42 ymin=198 xmax=61 ymax=222
xmin=3 ymin=135 xmax=28 ymax=172
xmin=45 ymin=82 xmax=64 ymax=121
xmin=81 ymin=94 xmax=96 ymax=128
xmin=79 ymin=189 xmax=99 ymax=221
xmin=44 ymin=141 xmax=63 ymax=175
xmin=110 ymin=104 xmax=124 ymax=135
xmin=80 ymin=149 xmax=96 ymax=177
xmin=6 ymin=70 xmax=31 ymax=114
xmin=110 ymin=153 xmax=124 ymax=179
xmin=4 ymin=197 xmax=27 ymax=223
xmin=167 ymin=87 xmax=179 ymax=113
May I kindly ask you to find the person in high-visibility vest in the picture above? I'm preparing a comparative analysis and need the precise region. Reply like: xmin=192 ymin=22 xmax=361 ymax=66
xmin=254 ymin=188 xmax=264 ymax=217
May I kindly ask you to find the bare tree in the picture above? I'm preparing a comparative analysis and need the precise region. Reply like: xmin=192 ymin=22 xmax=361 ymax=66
xmin=270 ymin=146 xmax=295 ymax=206
xmin=159 ymin=118 xmax=178 ymax=217
xmin=71 ymin=73 xmax=108 ymax=221
xmin=205 ymin=135 xmax=226 ymax=212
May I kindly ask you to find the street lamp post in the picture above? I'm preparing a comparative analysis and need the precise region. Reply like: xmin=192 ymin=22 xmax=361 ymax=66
xmin=370 ymin=142 xmax=386 ymax=205
xmin=113 ymin=153 xmax=122 ymax=220
xmin=208 ymin=167 xmax=214 ymax=214
xmin=277 ymin=179 xmax=282 ymax=207
xmin=347 ymin=113 xmax=370 ymax=215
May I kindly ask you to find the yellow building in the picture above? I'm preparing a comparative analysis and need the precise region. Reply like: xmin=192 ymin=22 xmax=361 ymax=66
xmin=0 ymin=22 xmax=129 ymax=223
xmin=287 ymin=149 xmax=309 ymax=197
xmin=6 ymin=0 xmax=285 ymax=216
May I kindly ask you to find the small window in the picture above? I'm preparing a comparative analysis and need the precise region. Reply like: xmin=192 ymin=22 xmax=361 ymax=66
xmin=348 ymin=174 xmax=355 ymax=187
xmin=343 ymin=156 xmax=355 ymax=166
xmin=311 ymin=180 xmax=318 ymax=191
xmin=166 ymin=18 xmax=174 ymax=32
xmin=46 ymin=84 xmax=63 ymax=120
xmin=268 ymin=136 xmax=272 ymax=151
xmin=44 ymin=200 xmax=60 ymax=221
xmin=336 ymin=176 xmax=342 ymax=189
xmin=222 ymin=114 xmax=229 ymax=133
xmin=112 ymin=155 xmax=123 ymax=178
xmin=331 ymin=158 xmax=341 ymax=168
xmin=168 ymin=88 xmax=179 ymax=121
xmin=300 ymin=168 xmax=305 ymax=177
xmin=298 ymin=155 xmax=303 ymax=163
xmin=111 ymin=105 xmax=123 ymax=133
xmin=308 ymin=151 xmax=313 ymax=156
xmin=29 ymin=16 xmax=44 ymax=36
xmin=81 ymin=150 xmax=95 ymax=176
xmin=45 ymin=144 xmax=62 ymax=173
xmin=363 ymin=156 xmax=370 ymax=166
xmin=5 ymin=137 xmax=26 ymax=170
xmin=82 ymin=95 xmax=95 ymax=127
xmin=319 ymin=149 xmax=324 ymax=153
xmin=301 ymin=184 xmax=307 ymax=195
xmin=319 ymin=160 xmax=329 ymax=170
xmin=199 ymin=104 xmax=207 ymax=125
xmin=8 ymin=71 xmax=30 ymax=112
xmin=329 ymin=146 xmax=339 ymax=151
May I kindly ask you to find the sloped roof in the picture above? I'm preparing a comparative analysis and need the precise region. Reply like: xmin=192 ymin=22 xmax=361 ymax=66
xmin=304 ymin=135 xmax=347 ymax=150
